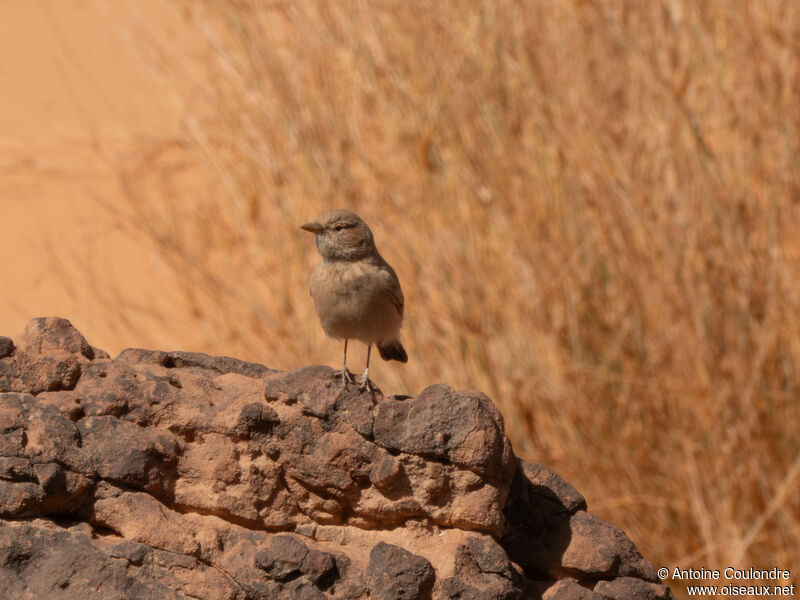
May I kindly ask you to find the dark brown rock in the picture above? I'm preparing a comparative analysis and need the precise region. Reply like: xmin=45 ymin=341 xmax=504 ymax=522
xmin=367 ymin=542 xmax=435 ymax=600
xmin=0 ymin=519 xmax=210 ymax=600
xmin=0 ymin=352 xmax=82 ymax=394
xmin=520 ymin=462 xmax=587 ymax=513
xmin=542 ymin=579 xmax=604 ymax=599
xmin=594 ymin=577 xmax=676 ymax=600
xmin=0 ymin=338 xmax=13 ymax=359
xmin=74 ymin=416 xmax=178 ymax=496
xmin=0 ymin=318 xmax=673 ymax=600
xmin=503 ymin=463 xmax=574 ymax=580
xmin=164 ymin=350 xmax=274 ymax=378
xmin=562 ymin=512 xmax=657 ymax=581
xmin=301 ymin=548 xmax=337 ymax=586
xmin=373 ymin=384 xmax=516 ymax=481
xmin=107 ymin=540 xmax=150 ymax=565
xmin=438 ymin=535 xmax=525 ymax=599
xmin=236 ymin=402 xmax=279 ymax=439
xmin=90 ymin=346 xmax=111 ymax=360
xmin=503 ymin=508 xmax=657 ymax=582
xmin=264 ymin=365 xmax=338 ymax=407
xmin=286 ymin=579 xmax=326 ymax=600
xmin=369 ymin=454 xmax=403 ymax=490
xmin=254 ymin=535 xmax=309 ymax=580
xmin=117 ymin=348 xmax=274 ymax=378
xmin=340 ymin=388 xmax=376 ymax=437
xmin=466 ymin=535 xmax=515 ymax=576
xmin=20 ymin=317 xmax=94 ymax=359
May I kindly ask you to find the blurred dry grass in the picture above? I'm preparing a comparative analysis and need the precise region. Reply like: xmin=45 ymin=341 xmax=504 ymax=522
xmin=97 ymin=1 xmax=799 ymax=596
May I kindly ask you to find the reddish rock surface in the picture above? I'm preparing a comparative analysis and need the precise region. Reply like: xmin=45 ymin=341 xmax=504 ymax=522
xmin=0 ymin=317 xmax=675 ymax=599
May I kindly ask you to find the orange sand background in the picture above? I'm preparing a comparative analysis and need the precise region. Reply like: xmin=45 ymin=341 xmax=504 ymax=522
xmin=0 ymin=1 xmax=208 ymax=353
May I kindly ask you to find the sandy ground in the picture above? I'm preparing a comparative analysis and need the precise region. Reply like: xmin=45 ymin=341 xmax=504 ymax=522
xmin=0 ymin=0 xmax=209 ymax=354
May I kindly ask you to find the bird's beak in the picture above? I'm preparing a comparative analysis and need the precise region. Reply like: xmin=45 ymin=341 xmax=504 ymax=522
xmin=300 ymin=221 xmax=324 ymax=234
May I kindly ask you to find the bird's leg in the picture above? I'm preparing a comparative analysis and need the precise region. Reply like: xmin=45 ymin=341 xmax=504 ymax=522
xmin=359 ymin=344 xmax=375 ymax=393
xmin=333 ymin=339 xmax=355 ymax=385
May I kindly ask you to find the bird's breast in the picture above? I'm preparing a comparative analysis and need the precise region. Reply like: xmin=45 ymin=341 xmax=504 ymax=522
xmin=311 ymin=261 xmax=373 ymax=297
xmin=309 ymin=260 xmax=400 ymax=343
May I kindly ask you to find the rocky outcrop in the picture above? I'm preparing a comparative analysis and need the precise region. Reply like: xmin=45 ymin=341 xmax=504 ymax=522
xmin=0 ymin=317 xmax=674 ymax=599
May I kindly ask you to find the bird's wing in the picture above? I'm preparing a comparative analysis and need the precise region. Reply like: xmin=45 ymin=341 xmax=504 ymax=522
xmin=378 ymin=262 xmax=404 ymax=318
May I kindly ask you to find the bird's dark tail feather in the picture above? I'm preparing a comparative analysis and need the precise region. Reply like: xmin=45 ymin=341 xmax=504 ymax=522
xmin=378 ymin=339 xmax=408 ymax=363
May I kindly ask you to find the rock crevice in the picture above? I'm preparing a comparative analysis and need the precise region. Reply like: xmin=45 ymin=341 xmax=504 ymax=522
xmin=0 ymin=317 xmax=674 ymax=599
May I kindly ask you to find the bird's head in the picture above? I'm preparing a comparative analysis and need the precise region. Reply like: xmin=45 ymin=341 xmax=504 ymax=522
xmin=300 ymin=209 xmax=376 ymax=261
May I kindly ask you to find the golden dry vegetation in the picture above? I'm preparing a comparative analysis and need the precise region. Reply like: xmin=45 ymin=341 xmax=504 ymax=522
xmin=43 ymin=1 xmax=800 ymax=597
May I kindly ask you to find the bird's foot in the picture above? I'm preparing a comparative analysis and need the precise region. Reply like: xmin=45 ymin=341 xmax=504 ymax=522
xmin=333 ymin=367 xmax=356 ymax=386
xmin=358 ymin=374 xmax=375 ymax=394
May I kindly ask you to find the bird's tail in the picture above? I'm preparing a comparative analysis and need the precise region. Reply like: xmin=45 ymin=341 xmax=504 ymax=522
xmin=378 ymin=339 xmax=408 ymax=363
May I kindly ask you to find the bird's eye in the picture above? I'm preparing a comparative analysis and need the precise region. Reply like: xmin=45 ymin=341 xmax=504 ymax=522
xmin=333 ymin=225 xmax=344 ymax=231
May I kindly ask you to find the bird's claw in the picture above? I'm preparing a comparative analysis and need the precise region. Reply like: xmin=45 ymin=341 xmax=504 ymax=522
xmin=358 ymin=376 xmax=375 ymax=394
xmin=334 ymin=367 xmax=356 ymax=386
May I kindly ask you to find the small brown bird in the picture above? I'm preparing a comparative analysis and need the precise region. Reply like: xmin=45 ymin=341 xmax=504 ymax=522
xmin=301 ymin=209 xmax=407 ymax=392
